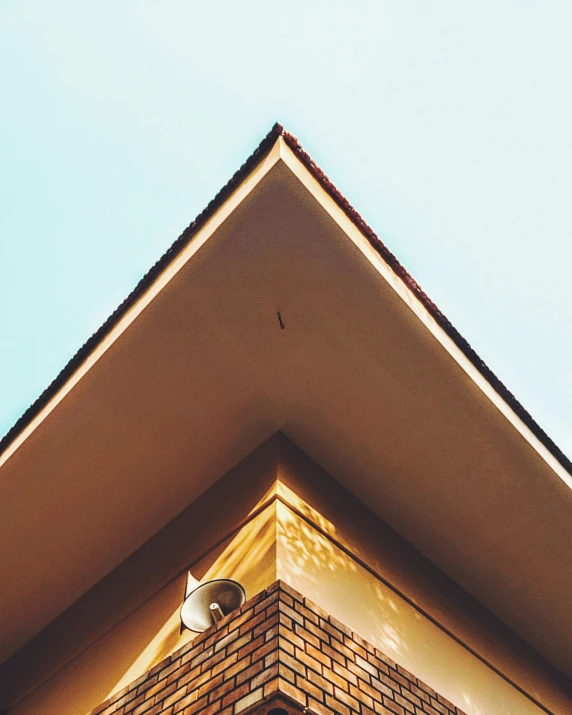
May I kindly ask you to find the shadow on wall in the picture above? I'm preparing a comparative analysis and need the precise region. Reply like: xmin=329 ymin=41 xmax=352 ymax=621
xmin=13 ymin=481 xmax=545 ymax=715
xmin=104 ymin=506 xmax=277 ymax=702
xmin=276 ymin=498 xmax=536 ymax=715
xmin=11 ymin=505 xmax=276 ymax=715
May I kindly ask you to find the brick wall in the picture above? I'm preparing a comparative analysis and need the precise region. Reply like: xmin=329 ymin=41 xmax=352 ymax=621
xmin=91 ymin=581 xmax=466 ymax=715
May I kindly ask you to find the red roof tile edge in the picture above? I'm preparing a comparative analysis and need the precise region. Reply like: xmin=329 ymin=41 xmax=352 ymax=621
xmin=1 ymin=123 xmax=570 ymax=479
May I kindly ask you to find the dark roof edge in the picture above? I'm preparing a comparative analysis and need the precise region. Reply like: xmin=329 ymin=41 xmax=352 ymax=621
xmin=278 ymin=127 xmax=572 ymax=476
xmin=0 ymin=124 xmax=283 ymax=456
xmin=2 ymin=123 xmax=570 ymax=477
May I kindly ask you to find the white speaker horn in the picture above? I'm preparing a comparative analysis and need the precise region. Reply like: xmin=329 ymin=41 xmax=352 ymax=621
xmin=180 ymin=574 xmax=246 ymax=633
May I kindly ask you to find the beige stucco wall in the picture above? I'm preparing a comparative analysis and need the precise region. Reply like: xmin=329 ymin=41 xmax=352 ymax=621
xmin=3 ymin=435 xmax=570 ymax=715
xmin=277 ymin=500 xmax=543 ymax=715
xmin=275 ymin=438 xmax=572 ymax=714
xmin=9 ymin=505 xmax=276 ymax=715
xmin=1 ymin=438 xmax=280 ymax=715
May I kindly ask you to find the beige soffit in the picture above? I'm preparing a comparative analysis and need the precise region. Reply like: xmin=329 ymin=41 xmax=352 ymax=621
xmin=1 ymin=125 xmax=571 ymax=681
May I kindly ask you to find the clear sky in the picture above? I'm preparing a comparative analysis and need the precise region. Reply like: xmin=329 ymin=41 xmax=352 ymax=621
xmin=1 ymin=1 xmax=571 ymax=457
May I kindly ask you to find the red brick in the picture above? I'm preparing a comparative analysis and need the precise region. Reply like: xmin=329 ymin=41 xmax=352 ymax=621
xmin=353 ymin=631 xmax=375 ymax=655
xmin=320 ymin=619 xmax=345 ymax=642
xmin=250 ymin=635 xmax=279 ymax=662
xmin=356 ymin=654 xmax=378 ymax=677
xmin=373 ymin=704 xmax=396 ymax=715
xmin=281 ymin=625 xmax=306 ymax=650
xmin=400 ymin=689 xmax=422 ymax=709
xmin=277 ymin=600 xmax=305 ymax=626
xmin=203 ymin=626 xmax=230 ymax=651
xmin=294 ymin=622 xmax=321 ymax=649
xmin=172 ymin=690 xmax=197 ymax=714
xmin=376 ymin=671 xmax=402 ymax=695
xmin=88 ymin=583 xmax=467 ymax=715
xmin=253 ymin=611 xmax=279 ymax=638
xmin=225 ymin=632 xmax=253 ymax=656
xmin=236 ymin=634 xmax=265 ymax=660
xmin=396 ymin=664 xmax=415 ymax=680
xmin=369 ymin=676 xmax=393 ymax=699
xmin=235 ymin=659 xmax=264 ymax=685
xmin=212 ymin=629 xmax=240 ymax=653
xmin=245 ymin=589 xmax=271 ymax=608
xmin=134 ymin=704 xmax=162 ymax=715
xmin=250 ymin=663 xmax=280 ymax=689
xmin=343 ymin=635 xmax=368 ymax=659
xmin=154 ymin=681 xmax=177 ymax=703
xmin=253 ymin=590 xmax=280 ymax=614
xmin=334 ymin=685 xmax=361 ymax=712
xmin=332 ymin=661 xmax=358 ymax=687
xmin=196 ymin=672 xmax=224 ymax=699
xmin=366 ymin=652 xmax=391 ymax=676
xmin=328 ymin=616 xmax=352 ymax=637
xmin=239 ymin=609 xmax=266 ymax=635
xmin=224 ymin=608 xmax=255 ymax=633
xmin=270 ymin=678 xmax=307 ymax=708
xmin=350 ymin=683 xmax=374 ymax=709
xmin=189 ymin=695 xmax=221 ymax=715
xmin=277 ymin=648 xmax=306 ymax=677
xmin=328 ymin=637 xmax=355 ymax=661
xmin=436 ymin=693 xmax=457 ymax=712
xmin=124 ymin=692 xmax=145 ymax=713
xmin=264 ymin=624 xmax=280 ymax=644
xmin=278 ymin=664 xmax=297 ymax=684
xmin=273 ymin=580 xmax=304 ymax=603
xmin=416 ymin=680 xmax=437 ymax=699
xmin=222 ymin=654 xmax=251 ymax=680
xmin=136 ymin=675 xmax=159 ymax=696
xmin=234 ymin=687 xmax=263 ymax=714
xmin=306 ymin=643 xmax=332 ymax=668
xmin=393 ymin=692 xmax=415 ymax=714
xmin=304 ymin=619 xmax=332 ymax=645
xmin=389 ymin=670 xmax=409 ymax=689
xmin=211 ymin=652 xmax=238 ymax=678
xmin=293 ymin=601 xmax=320 ymax=624
xmin=374 ymin=648 xmax=396 ymax=670
xmin=265 ymin=649 xmax=279 ymax=668
xmin=421 ymin=706 xmax=444 ymax=715
xmin=306 ymin=696 xmax=335 ymax=715
xmin=155 ymin=657 xmax=180 ymax=681
xmin=297 ymin=674 xmax=325 ymax=702
xmin=303 ymin=597 xmax=330 ymax=621
xmin=201 ymin=650 xmax=226 ymax=673
xmin=383 ymin=696 xmax=405 ymax=715
xmin=180 ymin=667 xmax=213 ymax=693
xmin=265 ymin=600 xmax=281 ymax=619
xmin=164 ymin=660 xmax=192 ymax=685
xmin=221 ymin=682 xmax=249 ymax=708
xmin=190 ymin=647 xmax=214 ymax=670
xmin=204 ymin=678 xmax=236 ymax=703
xmin=322 ymin=666 xmax=348 ymax=691
xmin=307 ymin=669 xmax=334 ymax=696
xmin=112 ymin=689 xmax=140 ymax=711
xmin=163 ymin=688 xmax=190 ymax=710
xmin=429 ymin=697 xmax=450 ymax=715
xmin=296 ymin=646 xmax=324 ymax=674
xmin=325 ymin=694 xmax=351 ymax=715
xmin=276 ymin=635 xmax=295 ymax=656
xmin=177 ymin=664 xmax=205 ymax=689
xmin=409 ymin=684 xmax=430 ymax=704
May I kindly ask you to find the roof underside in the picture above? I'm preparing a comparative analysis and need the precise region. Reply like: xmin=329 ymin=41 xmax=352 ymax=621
xmin=2 ymin=126 xmax=572 ymax=681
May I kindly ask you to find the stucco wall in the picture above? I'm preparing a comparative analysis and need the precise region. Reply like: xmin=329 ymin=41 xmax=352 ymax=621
xmin=3 ymin=435 xmax=570 ymax=715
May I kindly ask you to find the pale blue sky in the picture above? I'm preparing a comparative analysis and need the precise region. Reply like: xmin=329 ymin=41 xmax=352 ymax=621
xmin=1 ymin=1 xmax=571 ymax=456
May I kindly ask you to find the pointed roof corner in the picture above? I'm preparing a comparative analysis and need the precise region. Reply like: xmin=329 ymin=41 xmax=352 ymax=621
xmin=2 ymin=125 xmax=572 ymax=678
